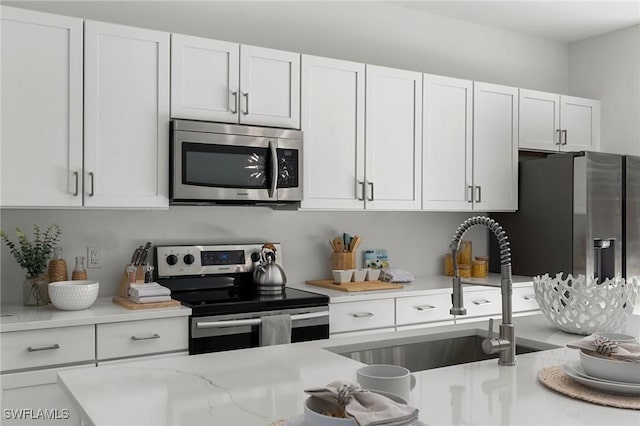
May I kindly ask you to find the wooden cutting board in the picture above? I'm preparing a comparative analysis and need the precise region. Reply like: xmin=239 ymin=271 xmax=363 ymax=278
xmin=305 ymin=279 xmax=403 ymax=292
xmin=112 ymin=296 xmax=182 ymax=310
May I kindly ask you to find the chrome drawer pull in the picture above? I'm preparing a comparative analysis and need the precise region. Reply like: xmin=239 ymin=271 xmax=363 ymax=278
xmin=415 ymin=304 xmax=436 ymax=311
xmin=131 ymin=333 xmax=160 ymax=341
xmin=352 ymin=312 xmax=374 ymax=318
xmin=27 ymin=344 xmax=60 ymax=352
xmin=523 ymin=295 xmax=536 ymax=301
xmin=472 ymin=299 xmax=492 ymax=305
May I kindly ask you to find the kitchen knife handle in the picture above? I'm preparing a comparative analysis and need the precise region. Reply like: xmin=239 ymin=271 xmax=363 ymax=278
xmin=467 ymin=185 xmax=473 ymax=203
xmin=88 ymin=172 xmax=95 ymax=197
xmin=242 ymin=92 xmax=249 ymax=115
xmin=73 ymin=171 xmax=79 ymax=196
xmin=27 ymin=344 xmax=60 ymax=352
xmin=556 ymin=129 xmax=561 ymax=145
xmin=230 ymin=91 xmax=238 ymax=114
xmin=561 ymin=129 xmax=568 ymax=145
xmin=367 ymin=182 xmax=374 ymax=201
xmin=268 ymin=139 xmax=278 ymax=198
xmin=357 ymin=181 xmax=365 ymax=201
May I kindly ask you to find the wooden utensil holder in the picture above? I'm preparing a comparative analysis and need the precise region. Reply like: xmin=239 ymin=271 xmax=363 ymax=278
xmin=331 ymin=252 xmax=356 ymax=270
xmin=117 ymin=265 xmax=145 ymax=298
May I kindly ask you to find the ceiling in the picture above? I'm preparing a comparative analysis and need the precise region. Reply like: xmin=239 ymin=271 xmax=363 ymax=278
xmin=393 ymin=1 xmax=640 ymax=43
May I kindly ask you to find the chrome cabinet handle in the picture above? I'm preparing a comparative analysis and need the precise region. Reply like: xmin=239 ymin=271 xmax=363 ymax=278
xmin=357 ymin=181 xmax=365 ymax=201
xmin=352 ymin=312 xmax=374 ymax=318
xmin=561 ymin=129 xmax=568 ymax=145
xmin=472 ymin=299 xmax=492 ymax=305
xmin=73 ymin=171 xmax=79 ymax=196
xmin=476 ymin=186 xmax=482 ymax=203
xmin=242 ymin=92 xmax=249 ymax=115
xmin=556 ymin=129 xmax=561 ymax=145
xmin=523 ymin=295 xmax=536 ymax=301
xmin=27 ymin=344 xmax=60 ymax=352
xmin=88 ymin=172 xmax=95 ymax=197
xmin=230 ymin=91 xmax=238 ymax=114
xmin=268 ymin=139 xmax=278 ymax=198
xmin=415 ymin=304 xmax=436 ymax=311
xmin=467 ymin=185 xmax=473 ymax=203
xmin=367 ymin=182 xmax=374 ymax=201
xmin=131 ymin=333 xmax=160 ymax=341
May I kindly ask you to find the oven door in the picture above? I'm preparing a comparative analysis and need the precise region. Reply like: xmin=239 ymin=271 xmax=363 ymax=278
xmin=189 ymin=307 xmax=329 ymax=355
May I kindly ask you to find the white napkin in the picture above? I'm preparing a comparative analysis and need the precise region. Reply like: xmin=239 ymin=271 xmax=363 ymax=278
xmin=305 ymin=380 xmax=419 ymax=426
xmin=128 ymin=282 xmax=171 ymax=297
xmin=128 ymin=295 xmax=171 ymax=304
xmin=566 ymin=334 xmax=640 ymax=361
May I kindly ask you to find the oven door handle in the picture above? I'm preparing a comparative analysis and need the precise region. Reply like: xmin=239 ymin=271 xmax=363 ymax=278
xmin=268 ymin=139 xmax=278 ymax=199
xmin=195 ymin=311 xmax=329 ymax=329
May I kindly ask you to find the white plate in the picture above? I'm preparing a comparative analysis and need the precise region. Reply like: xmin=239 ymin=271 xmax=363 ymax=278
xmin=284 ymin=413 xmax=424 ymax=426
xmin=562 ymin=362 xmax=640 ymax=395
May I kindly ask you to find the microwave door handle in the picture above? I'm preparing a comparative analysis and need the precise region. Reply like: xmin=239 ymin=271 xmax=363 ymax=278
xmin=268 ymin=140 xmax=278 ymax=198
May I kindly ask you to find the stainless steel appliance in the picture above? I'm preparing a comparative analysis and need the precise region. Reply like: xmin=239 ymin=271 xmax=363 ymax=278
xmin=170 ymin=120 xmax=302 ymax=205
xmin=490 ymin=151 xmax=640 ymax=284
xmin=154 ymin=243 xmax=329 ymax=355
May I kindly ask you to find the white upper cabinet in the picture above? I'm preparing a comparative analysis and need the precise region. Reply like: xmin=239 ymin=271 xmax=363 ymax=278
xmin=301 ymin=55 xmax=365 ymax=210
xmin=171 ymin=35 xmax=300 ymax=129
xmin=170 ymin=35 xmax=239 ymax=123
xmin=1 ymin=7 xmax=83 ymax=207
xmin=365 ymin=65 xmax=422 ymax=210
xmin=84 ymin=21 xmax=169 ymax=208
xmin=473 ymin=82 xmax=519 ymax=211
xmin=519 ymin=89 xmax=600 ymax=152
xmin=422 ymin=74 xmax=473 ymax=211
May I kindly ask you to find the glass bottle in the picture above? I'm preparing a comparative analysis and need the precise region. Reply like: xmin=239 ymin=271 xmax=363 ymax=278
xmin=48 ymin=247 xmax=68 ymax=282
xmin=72 ymin=256 xmax=88 ymax=280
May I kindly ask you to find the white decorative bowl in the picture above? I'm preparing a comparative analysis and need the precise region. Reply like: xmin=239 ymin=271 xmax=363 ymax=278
xmin=304 ymin=391 xmax=406 ymax=426
xmin=48 ymin=280 xmax=99 ymax=311
xmin=533 ymin=273 xmax=637 ymax=335
xmin=579 ymin=350 xmax=640 ymax=384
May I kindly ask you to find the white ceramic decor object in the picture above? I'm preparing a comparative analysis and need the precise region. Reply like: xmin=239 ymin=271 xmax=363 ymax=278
xmin=333 ymin=270 xmax=353 ymax=284
xmin=49 ymin=280 xmax=99 ymax=310
xmin=533 ymin=274 xmax=637 ymax=335
xmin=356 ymin=364 xmax=416 ymax=402
xmin=579 ymin=350 xmax=640 ymax=384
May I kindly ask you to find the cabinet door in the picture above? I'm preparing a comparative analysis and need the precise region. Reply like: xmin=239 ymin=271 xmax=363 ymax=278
xmin=519 ymin=89 xmax=561 ymax=151
xmin=422 ymin=74 xmax=473 ymax=210
xmin=472 ymin=82 xmax=518 ymax=211
xmin=301 ymin=55 xmax=365 ymax=209
xmin=365 ymin=65 xmax=422 ymax=210
xmin=239 ymin=45 xmax=300 ymax=128
xmin=560 ymin=96 xmax=601 ymax=152
xmin=84 ymin=21 xmax=169 ymax=208
xmin=171 ymin=34 xmax=240 ymax=122
xmin=0 ymin=7 xmax=83 ymax=207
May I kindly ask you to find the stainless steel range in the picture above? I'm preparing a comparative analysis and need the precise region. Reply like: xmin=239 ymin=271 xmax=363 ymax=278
xmin=154 ymin=243 xmax=329 ymax=355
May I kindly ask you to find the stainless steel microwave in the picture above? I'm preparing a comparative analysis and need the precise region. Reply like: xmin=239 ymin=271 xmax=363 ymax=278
xmin=170 ymin=120 xmax=302 ymax=205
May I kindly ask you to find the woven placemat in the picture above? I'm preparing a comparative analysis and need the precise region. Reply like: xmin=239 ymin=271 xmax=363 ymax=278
xmin=538 ymin=366 xmax=640 ymax=410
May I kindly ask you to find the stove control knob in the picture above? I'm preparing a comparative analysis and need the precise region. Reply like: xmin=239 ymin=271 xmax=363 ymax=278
xmin=183 ymin=254 xmax=195 ymax=265
xmin=166 ymin=254 xmax=178 ymax=266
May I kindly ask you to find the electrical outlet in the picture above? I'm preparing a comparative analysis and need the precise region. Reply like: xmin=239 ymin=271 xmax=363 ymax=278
xmin=87 ymin=247 xmax=100 ymax=268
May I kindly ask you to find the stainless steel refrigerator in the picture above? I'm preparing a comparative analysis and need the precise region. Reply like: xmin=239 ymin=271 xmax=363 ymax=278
xmin=490 ymin=151 xmax=640 ymax=283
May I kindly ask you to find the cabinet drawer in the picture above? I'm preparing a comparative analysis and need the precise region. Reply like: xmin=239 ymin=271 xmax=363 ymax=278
xmin=96 ymin=317 xmax=188 ymax=361
xmin=1 ymin=325 xmax=95 ymax=372
xmin=462 ymin=288 xmax=501 ymax=318
xmin=396 ymin=293 xmax=452 ymax=325
xmin=330 ymin=299 xmax=394 ymax=333
xmin=513 ymin=286 xmax=539 ymax=312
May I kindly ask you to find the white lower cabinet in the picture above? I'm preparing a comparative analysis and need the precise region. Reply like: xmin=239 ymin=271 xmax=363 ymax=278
xmin=330 ymin=299 xmax=395 ymax=334
xmin=395 ymin=293 xmax=452 ymax=326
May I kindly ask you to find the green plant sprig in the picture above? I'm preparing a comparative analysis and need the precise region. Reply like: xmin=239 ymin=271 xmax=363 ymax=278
xmin=1 ymin=224 xmax=62 ymax=277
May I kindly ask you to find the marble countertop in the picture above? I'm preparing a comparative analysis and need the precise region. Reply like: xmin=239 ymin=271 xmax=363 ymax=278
xmin=289 ymin=273 xmax=534 ymax=302
xmin=57 ymin=313 xmax=640 ymax=426
xmin=0 ymin=297 xmax=191 ymax=332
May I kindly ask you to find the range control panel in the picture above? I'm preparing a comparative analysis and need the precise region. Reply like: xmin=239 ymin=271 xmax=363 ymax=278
xmin=155 ymin=243 xmax=282 ymax=278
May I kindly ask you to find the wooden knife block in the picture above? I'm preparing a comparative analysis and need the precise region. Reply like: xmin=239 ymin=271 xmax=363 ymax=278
xmin=117 ymin=266 xmax=145 ymax=298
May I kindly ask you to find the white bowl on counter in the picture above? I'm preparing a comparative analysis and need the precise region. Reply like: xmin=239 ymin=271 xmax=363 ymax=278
xmin=48 ymin=280 xmax=99 ymax=311
xmin=579 ymin=350 xmax=640 ymax=384
xmin=304 ymin=391 xmax=407 ymax=426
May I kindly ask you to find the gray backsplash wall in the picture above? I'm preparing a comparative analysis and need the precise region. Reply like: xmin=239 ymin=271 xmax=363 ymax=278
xmin=0 ymin=208 xmax=487 ymax=302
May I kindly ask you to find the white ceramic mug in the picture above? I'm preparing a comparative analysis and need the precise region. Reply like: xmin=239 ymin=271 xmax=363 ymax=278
xmin=356 ymin=364 xmax=416 ymax=402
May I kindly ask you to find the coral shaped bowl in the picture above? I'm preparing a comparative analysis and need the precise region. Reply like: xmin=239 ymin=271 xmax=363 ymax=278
xmin=533 ymin=273 xmax=637 ymax=335
xmin=49 ymin=280 xmax=99 ymax=311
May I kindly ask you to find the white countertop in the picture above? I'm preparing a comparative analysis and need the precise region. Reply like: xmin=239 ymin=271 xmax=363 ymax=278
xmin=289 ymin=273 xmax=534 ymax=302
xmin=57 ymin=313 xmax=640 ymax=426
xmin=0 ymin=297 xmax=191 ymax=332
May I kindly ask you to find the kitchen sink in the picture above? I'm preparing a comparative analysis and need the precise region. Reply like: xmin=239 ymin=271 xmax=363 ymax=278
xmin=327 ymin=329 xmax=558 ymax=372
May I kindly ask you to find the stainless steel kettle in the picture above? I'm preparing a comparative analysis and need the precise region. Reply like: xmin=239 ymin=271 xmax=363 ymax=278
xmin=252 ymin=243 xmax=287 ymax=294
